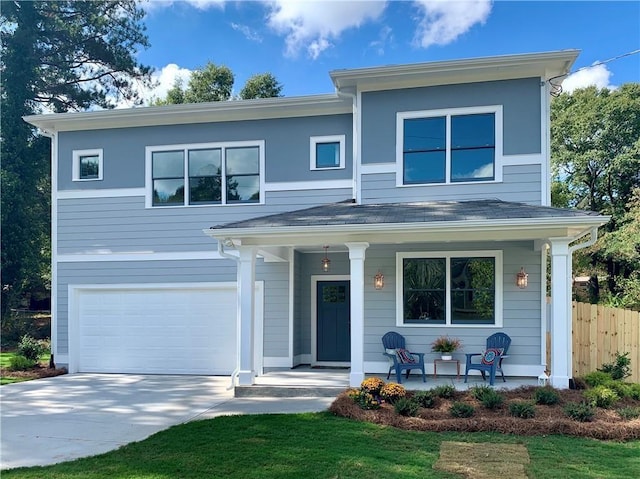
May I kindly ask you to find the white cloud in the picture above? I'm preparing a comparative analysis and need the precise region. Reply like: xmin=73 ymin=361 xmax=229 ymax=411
xmin=266 ymin=0 xmax=387 ymax=59
xmin=231 ymin=22 xmax=263 ymax=42
xmin=561 ymin=64 xmax=613 ymax=93
xmin=412 ymin=0 xmax=492 ymax=48
xmin=369 ymin=25 xmax=393 ymax=56
xmin=117 ymin=63 xmax=193 ymax=108
xmin=142 ymin=0 xmax=225 ymax=12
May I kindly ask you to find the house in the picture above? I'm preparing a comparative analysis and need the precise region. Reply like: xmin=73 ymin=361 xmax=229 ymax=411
xmin=25 ymin=50 xmax=609 ymax=389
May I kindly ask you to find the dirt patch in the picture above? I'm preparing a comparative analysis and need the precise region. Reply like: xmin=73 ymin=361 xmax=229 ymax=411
xmin=434 ymin=441 xmax=529 ymax=479
xmin=1 ymin=363 xmax=67 ymax=383
xmin=329 ymin=386 xmax=640 ymax=441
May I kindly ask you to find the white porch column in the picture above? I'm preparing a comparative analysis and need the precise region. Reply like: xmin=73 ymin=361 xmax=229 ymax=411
xmin=549 ymin=238 xmax=572 ymax=388
xmin=345 ymin=242 xmax=369 ymax=387
xmin=237 ymin=246 xmax=257 ymax=386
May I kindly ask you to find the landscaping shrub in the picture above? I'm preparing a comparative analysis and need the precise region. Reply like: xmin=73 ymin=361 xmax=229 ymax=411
xmin=583 ymin=371 xmax=612 ymax=388
xmin=470 ymin=385 xmax=494 ymax=401
xmin=584 ymin=385 xmax=619 ymax=408
xmin=628 ymin=383 xmax=640 ymax=401
xmin=9 ymin=354 xmax=37 ymax=371
xmin=479 ymin=389 xmax=504 ymax=409
xmin=380 ymin=382 xmax=406 ymax=404
xmin=360 ymin=377 xmax=385 ymax=396
xmin=394 ymin=397 xmax=419 ymax=417
xmin=509 ymin=401 xmax=536 ymax=419
xmin=534 ymin=386 xmax=560 ymax=405
xmin=564 ymin=401 xmax=595 ymax=422
xmin=348 ymin=389 xmax=380 ymax=410
xmin=17 ymin=334 xmax=48 ymax=362
xmin=617 ymin=406 xmax=640 ymax=421
xmin=433 ymin=384 xmax=456 ymax=399
xmin=599 ymin=352 xmax=632 ymax=380
xmin=449 ymin=402 xmax=474 ymax=418
xmin=606 ymin=380 xmax=633 ymax=399
xmin=412 ymin=390 xmax=437 ymax=408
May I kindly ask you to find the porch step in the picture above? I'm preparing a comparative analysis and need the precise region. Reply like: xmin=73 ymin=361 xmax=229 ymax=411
xmin=235 ymin=385 xmax=345 ymax=398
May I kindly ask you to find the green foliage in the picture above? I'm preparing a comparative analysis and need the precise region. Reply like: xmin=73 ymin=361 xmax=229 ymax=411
xmin=347 ymin=389 xmax=380 ymax=410
xmin=431 ymin=336 xmax=461 ymax=353
xmin=433 ymin=384 xmax=456 ymax=399
xmin=605 ymin=380 xmax=633 ymax=399
xmin=617 ymin=406 xmax=640 ymax=421
xmin=583 ymin=370 xmax=612 ymax=387
xmin=379 ymin=383 xmax=406 ymax=404
xmin=8 ymin=354 xmax=36 ymax=371
xmin=564 ymin=401 xmax=596 ymax=422
xmin=598 ymin=352 xmax=632 ymax=380
xmin=240 ymin=73 xmax=283 ymax=100
xmin=449 ymin=402 xmax=475 ymax=418
xmin=17 ymin=335 xmax=48 ymax=362
xmin=628 ymin=383 xmax=640 ymax=401
xmin=534 ymin=386 xmax=560 ymax=405
xmin=479 ymin=389 xmax=504 ymax=409
xmin=509 ymin=401 xmax=536 ymax=419
xmin=584 ymin=386 xmax=619 ymax=408
xmin=394 ymin=397 xmax=419 ymax=417
xmin=412 ymin=390 xmax=437 ymax=408
xmin=470 ymin=385 xmax=494 ymax=401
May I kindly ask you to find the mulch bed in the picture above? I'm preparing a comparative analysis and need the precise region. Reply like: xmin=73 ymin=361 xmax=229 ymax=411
xmin=329 ymin=386 xmax=640 ymax=441
xmin=1 ymin=363 xmax=67 ymax=382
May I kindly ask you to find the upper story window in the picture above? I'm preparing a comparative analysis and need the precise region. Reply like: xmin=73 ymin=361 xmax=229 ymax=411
xmin=146 ymin=140 xmax=264 ymax=207
xmin=310 ymin=135 xmax=345 ymax=170
xmin=397 ymin=106 xmax=502 ymax=186
xmin=396 ymin=250 xmax=503 ymax=327
xmin=72 ymin=149 xmax=103 ymax=181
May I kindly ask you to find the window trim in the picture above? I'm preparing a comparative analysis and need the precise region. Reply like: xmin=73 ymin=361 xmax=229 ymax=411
xmin=396 ymin=105 xmax=503 ymax=187
xmin=395 ymin=250 xmax=503 ymax=328
xmin=145 ymin=140 xmax=265 ymax=208
xmin=72 ymin=149 xmax=103 ymax=182
xmin=310 ymin=135 xmax=346 ymax=170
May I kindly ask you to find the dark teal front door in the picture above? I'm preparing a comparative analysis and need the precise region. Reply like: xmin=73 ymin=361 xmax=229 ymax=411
xmin=317 ymin=281 xmax=350 ymax=362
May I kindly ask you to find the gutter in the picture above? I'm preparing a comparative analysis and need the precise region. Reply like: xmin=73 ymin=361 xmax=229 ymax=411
xmin=217 ymin=240 xmax=241 ymax=390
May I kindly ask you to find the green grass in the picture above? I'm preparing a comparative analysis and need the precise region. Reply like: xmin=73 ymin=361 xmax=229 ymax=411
xmin=0 ymin=351 xmax=49 ymax=385
xmin=3 ymin=413 xmax=639 ymax=478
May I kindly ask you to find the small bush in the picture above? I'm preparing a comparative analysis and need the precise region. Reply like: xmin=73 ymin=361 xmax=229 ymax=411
xmin=582 ymin=371 xmax=612 ymax=388
xmin=394 ymin=397 xmax=419 ymax=417
xmin=349 ymin=389 xmax=380 ymax=410
xmin=360 ymin=377 xmax=385 ymax=396
xmin=534 ymin=386 xmax=561 ymax=405
xmin=509 ymin=401 xmax=536 ymax=419
xmin=627 ymin=383 xmax=640 ymax=401
xmin=584 ymin=385 xmax=619 ymax=408
xmin=617 ymin=406 xmax=640 ymax=421
xmin=598 ymin=352 xmax=632 ymax=380
xmin=480 ymin=389 xmax=504 ymax=409
xmin=380 ymin=382 xmax=406 ymax=404
xmin=17 ymin=334 xmax=48 ymax=362
xmin=433 ymin=384 xmax=456 ymax=399
xmin=606 ymin=380 xmax=633 ymax=399
xmin=470 ymin=385 xmax=494 ymax=401
xmin=564 ymin=401 xmax=595 ymax=422
xmin=9 ymin=354 xmax=37 ymax=371
xmin=449 ymin=402 xmax=475 ymax=418
xmin=412 ymin=390 xmax=437 ymax=408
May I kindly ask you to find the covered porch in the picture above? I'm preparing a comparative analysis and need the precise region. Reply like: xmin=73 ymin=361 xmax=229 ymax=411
xmin=204 ymin=199 xmax=608 ymax=389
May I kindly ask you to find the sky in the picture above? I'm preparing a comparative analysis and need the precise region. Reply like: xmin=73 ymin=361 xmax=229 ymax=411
xmin=131 ymin=0 xmax=640 ymax=105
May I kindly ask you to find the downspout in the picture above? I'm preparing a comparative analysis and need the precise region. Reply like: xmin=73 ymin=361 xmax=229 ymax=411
xmin=217 ymin=239 xmax=241 ymax=390
xmin=569 ymin=227 xmax=599 ymax=255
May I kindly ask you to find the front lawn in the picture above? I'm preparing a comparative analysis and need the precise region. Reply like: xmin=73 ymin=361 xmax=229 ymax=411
xmin=0 ymin=351 xmax=64 ymax=385
xmin=3 ymin=413 xmax=639 ymax=478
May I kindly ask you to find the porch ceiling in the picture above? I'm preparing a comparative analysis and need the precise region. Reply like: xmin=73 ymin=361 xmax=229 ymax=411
xmin=203 ymin=199 xmax=609 ymax=248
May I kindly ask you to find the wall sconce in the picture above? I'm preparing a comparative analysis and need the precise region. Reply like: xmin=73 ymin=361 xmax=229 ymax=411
xmin=374 ymin=271 xmax=384 ymax=290
xmin=321 ymin=245 xmax=331 ymax=272
xmin=516 ymin=267 xmax=528 ymax=289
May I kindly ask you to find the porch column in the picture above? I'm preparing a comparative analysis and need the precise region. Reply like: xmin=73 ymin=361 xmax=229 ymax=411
xmin=549 ymin=238 xmax=572 ymax=389
xmin=345 ymin=242 xmax=369 ymax=387
xmin=237 ymin=246 xmax=257 ymax=386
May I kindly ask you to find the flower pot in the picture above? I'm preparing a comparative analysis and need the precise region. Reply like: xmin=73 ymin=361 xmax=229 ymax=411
xmin=441 ymin=354 xmax=453 ymax=361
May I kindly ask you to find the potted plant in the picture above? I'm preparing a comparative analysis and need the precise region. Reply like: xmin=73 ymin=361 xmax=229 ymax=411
xmin=431 ymin=336 xmax=461 ymax=360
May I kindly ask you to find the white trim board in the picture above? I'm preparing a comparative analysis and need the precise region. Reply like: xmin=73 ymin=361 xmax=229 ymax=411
xmin=58 ymin=188 xmax=145 ymax=200
xmin=265 ymin=179 xmax=353 ymax=192
xmin=57 ymin=251 xmax=229 ymax=263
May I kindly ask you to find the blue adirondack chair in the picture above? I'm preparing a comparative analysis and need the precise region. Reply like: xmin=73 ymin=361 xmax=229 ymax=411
xmin=464 ymin=332 xmax=512 ymax=386
xmin=381 ymin=331 xmax=426 ymax=384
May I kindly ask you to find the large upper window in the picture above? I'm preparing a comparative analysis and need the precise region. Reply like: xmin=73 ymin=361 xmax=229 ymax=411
xmin=397 ymin=251 xmax=502 ymax=327
xmin=147 ymin=141 xmax=264 ymax=207
xmin=397 ymin=106 xmax=502 ymax=185
xmin=72 ymin=149 xmax=103 ymax=181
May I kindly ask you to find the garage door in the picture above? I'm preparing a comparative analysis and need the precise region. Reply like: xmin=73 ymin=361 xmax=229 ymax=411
xmin=75 ymin=284 xmax=238 ymax=375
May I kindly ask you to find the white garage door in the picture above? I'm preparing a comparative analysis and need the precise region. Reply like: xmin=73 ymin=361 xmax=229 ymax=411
xmin=75 ymin=284 xmax=237 ymax=375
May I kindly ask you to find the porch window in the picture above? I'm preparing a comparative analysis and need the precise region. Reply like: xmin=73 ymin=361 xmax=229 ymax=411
xmin=397 ymin=251 xmax=502 ymax=327
xmin=397 ymin=106 xmax=502 ymax=185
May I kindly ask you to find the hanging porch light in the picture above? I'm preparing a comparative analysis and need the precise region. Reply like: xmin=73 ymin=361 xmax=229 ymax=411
xmin=321 ymin=245 xmax=331 ymax=272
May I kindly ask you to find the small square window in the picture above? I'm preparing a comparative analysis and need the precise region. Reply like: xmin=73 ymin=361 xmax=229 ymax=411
xmin=73 ymin=149 xmax=103 ymax=181
xmin=310 ymin=135 xmax=345 ymax=170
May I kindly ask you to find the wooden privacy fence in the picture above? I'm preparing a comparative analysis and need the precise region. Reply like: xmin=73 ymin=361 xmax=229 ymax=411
xmin=570 ymin=302 xmax=640 ymax=383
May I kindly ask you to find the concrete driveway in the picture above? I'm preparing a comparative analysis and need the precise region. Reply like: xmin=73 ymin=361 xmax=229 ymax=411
xmin=1 ymin=374 xmax=333 ymax=469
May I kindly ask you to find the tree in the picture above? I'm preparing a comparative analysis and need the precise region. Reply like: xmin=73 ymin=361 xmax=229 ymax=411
xmin=240 ymin=73 xmax=283 ymax=100
xmin=1 ymin=1 xmax=152 ymax=314
xmin=551 ymin=84 xmax=640 ymax=308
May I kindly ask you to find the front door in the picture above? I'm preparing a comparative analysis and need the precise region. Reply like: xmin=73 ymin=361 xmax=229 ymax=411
xmin=316 ymin=281 xmax=351 ymax=362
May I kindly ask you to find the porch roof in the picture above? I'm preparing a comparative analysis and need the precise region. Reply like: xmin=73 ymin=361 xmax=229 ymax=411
xmin=204 ymin=199 xmax=609 ymax=247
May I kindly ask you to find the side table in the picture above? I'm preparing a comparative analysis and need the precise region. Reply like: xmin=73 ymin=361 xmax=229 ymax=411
xmin=433 ymin=358 xmax=460 ymax=380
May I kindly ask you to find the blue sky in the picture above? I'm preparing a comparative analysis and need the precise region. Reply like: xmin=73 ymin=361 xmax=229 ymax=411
xmin=134 ymin=0 xmax=640 ymax=104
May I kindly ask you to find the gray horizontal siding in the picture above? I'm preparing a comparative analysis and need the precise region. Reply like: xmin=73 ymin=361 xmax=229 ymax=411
xmin=361 ymin=165 xmax=542 ymax=205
